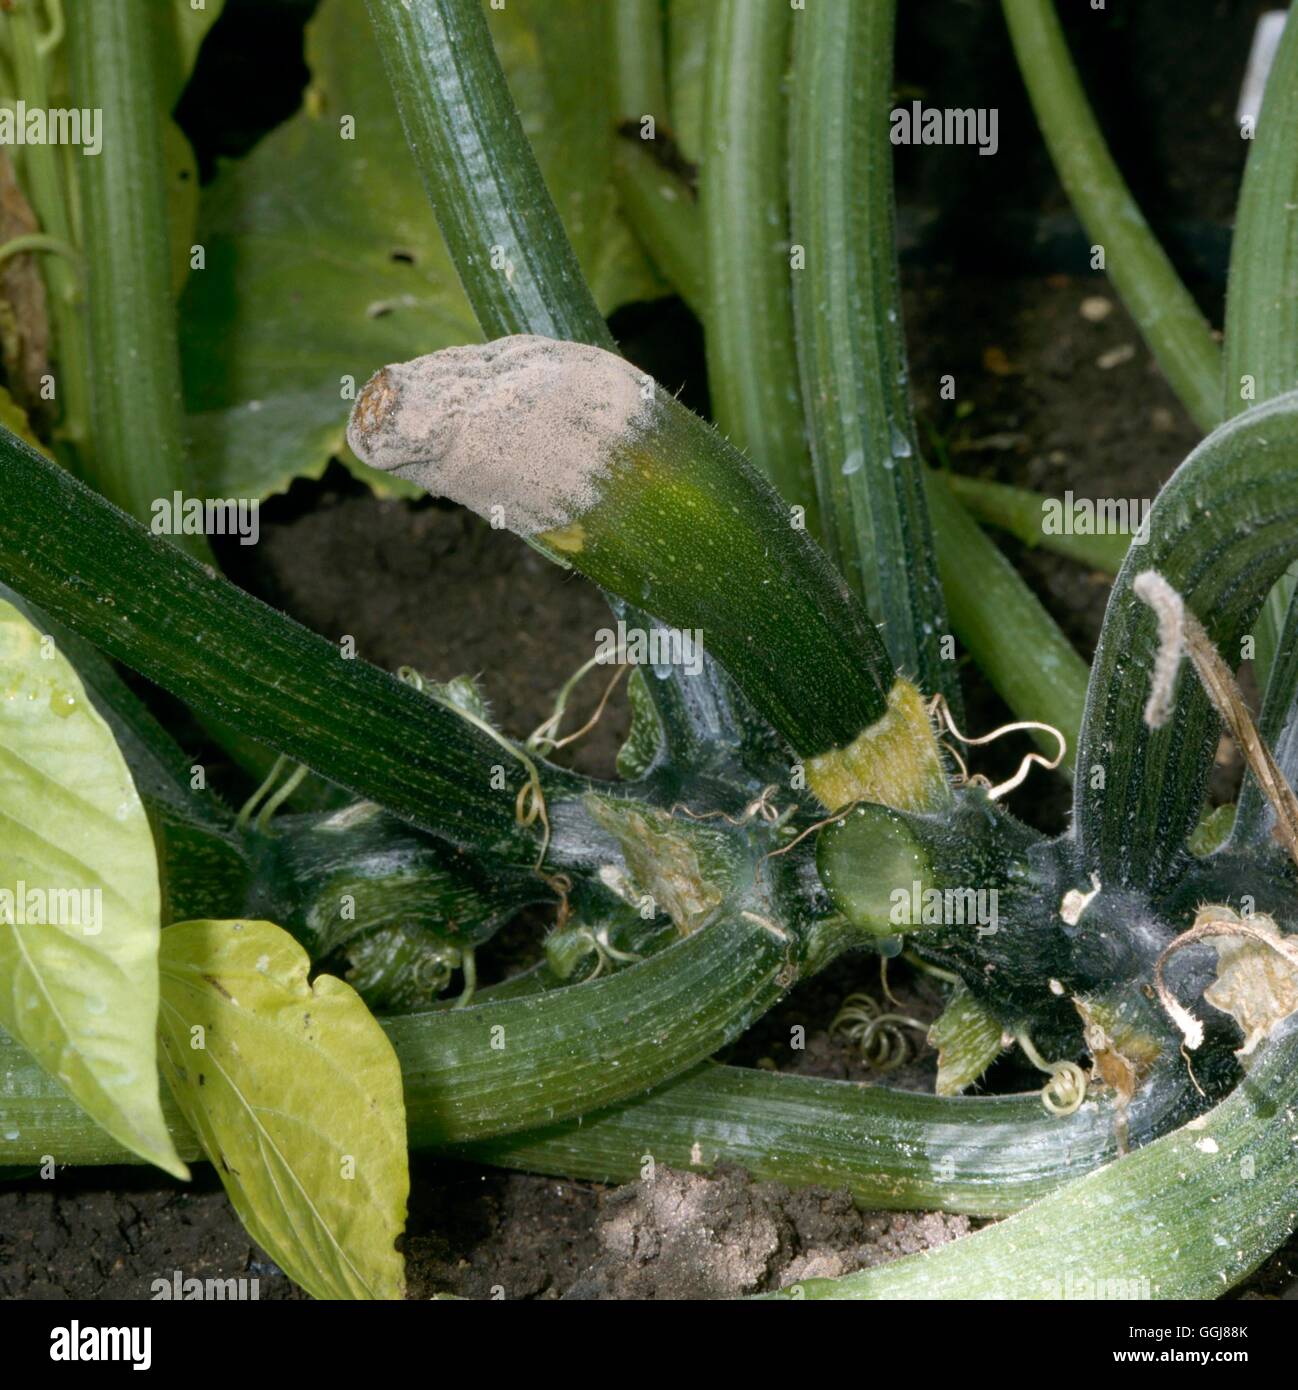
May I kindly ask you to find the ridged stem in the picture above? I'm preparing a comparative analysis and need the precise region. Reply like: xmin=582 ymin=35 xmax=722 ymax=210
xmin=701 ymin=0 xmax=818 ymax=525
xmin=1222 ymin=10 xmax=1298 ymax=683
xmin=363 ymin=0 xmax=612 ymax=350
xmin=1076 ymin=392 xmax=1298 ymax=892
xmin=1 ymin=907 xmax=804 ymax=1156
xmin=764 ymin=1024 xmax=1298 ymax=1299
xmin=65 ymin=0 xmax=201 ymax=547
xmin=0 ymin=428 xmax=570 ymax=863
xmin=1001 ymin=0 xmax=1221 ymax=433
xmin=608 ymin=141 xmax=1088 ymax=754
xmin=462 ymin=1059 xmax=1201 ymax=1218
xmin=789 ymin=0 xmax=954 ymax=708
xmin=0 ymin=1024 xmax=1200 ymax=1217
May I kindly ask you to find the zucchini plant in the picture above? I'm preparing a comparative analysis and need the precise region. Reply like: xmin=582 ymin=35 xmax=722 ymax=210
xmin=0 ymin=0 xmax=1297 ymax=1301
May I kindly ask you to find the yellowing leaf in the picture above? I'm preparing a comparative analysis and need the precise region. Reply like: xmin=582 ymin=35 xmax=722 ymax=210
xmin=1203 ymin=919 xmax=1298 ymax=1058
xmin=0 ymin=600 xmax=185 ymax=1177
xmin=1074 ymin=995 xmax=1160 ymax=1108
xmin=157 ymin=919 xmax=408 ymax=1300
xmin=152 ymin=0 xmax=227 ymax=111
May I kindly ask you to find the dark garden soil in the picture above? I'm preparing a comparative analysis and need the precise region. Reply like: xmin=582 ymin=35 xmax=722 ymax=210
xmin=4 ymin=0 xmax=1298 ymax=1301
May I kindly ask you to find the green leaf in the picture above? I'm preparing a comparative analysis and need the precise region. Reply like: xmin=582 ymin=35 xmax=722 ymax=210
xmin=0 ymin=600 xmax=185 ymax=1178
xmin=152 ymin=0 xmax=227 ymax=111
xmin=181 ymin=0 xmax=660 ymax=502
xmin=163 ymin=118 xmax=200 ymax=298
xmin=157 ymin=918 xmax=408 ymax=1301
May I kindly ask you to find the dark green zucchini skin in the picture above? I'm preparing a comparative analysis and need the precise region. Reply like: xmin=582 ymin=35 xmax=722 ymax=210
xmin=150 ymin=806 xmax=250 ymax=926
xmin=242 ymin=806 xmax=551 ymax=1006
xmin=514 ymin=389 xmax=896 ymax=760
xmin=819 ymin=787 xmax=1286 ymax=1079
xmin=459 ymin=1054 xmax=1210 ymax=1217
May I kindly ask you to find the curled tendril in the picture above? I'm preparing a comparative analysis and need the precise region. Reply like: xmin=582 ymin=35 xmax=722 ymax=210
xmin=926 ymin=693 xmax=1066 ymax=799
xmin=831 ymin=993 xmax=928 ymax=1072
xmin=1041 ymin=1061 xmax=1088 ymax=1115
xmin=670 ymin=783 xmax=786 ymax=828
xmin=1017 ymin=1029 xmax=1088 ymax=1116
xmin=400 ymin=664 xmax=552 ymax=871
xmin=573 ymin=925 xmax=643 ymax=981
xmin=528 ymin=651 xmax=628 ymax=756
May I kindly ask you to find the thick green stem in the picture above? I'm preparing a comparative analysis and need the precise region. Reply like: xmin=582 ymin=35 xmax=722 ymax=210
xmin=1002 ymin=0 xmax=1221 ymax=433
xmin=463 ymin=1059 xmax=1201 ymax=1218
xmin=1223 ymin=10 xmax=1298 ymax=683
xmin=764 ymin=1024 xmax=1298 ymax=1299
xmin=363 ymin=0 xmax=612 ymax=350
xmin=927 ymin=475 xmax=1088 ymax=763
xmin=2 ymin=907 xmax=804 ymax=1156
xmin=0 ymin=1018 xmax=1199 ymax=1217
xmin=608 ymin=140 xmax=1088 ymax=755
xmin=1223 ymin=10 xmax=1298 ymax=415
xmin=65 ymin=0 xmax=200 ymax=545
xmin=609 ymin=0 xmax=669 ymax=124
xmin=524 ymin=389 xmax=895 ymax=762
xmin=789 ymin=0 xmax=954 ymax=710
xmin=612 ymin=140 xmax=705 ymax=317
xmin=0 ymin=427 xmax=567 ymax=863
xmin=6 ymin=0 xmax=91 ymax=454
xmin=940 ymin=472 xmax=1129 ymax=575
xmin=1076 ymin=392 xmax=1298 ymax=892
xmin=701 ymin=0 xmax=818 ymax=526
xmin=391 ymin=909 xmax=798 ymax=1144
xmin=608 ymin=0 xmax=706 ymax=317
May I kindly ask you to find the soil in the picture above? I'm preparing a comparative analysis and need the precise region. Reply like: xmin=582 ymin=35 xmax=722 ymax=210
xmin=4 ymin=0 xmax=1296 ymax=1302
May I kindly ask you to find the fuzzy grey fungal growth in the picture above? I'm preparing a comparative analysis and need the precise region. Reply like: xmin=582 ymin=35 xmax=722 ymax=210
xmin=346 ymin=334 xmax=651 ymax=535
xmin=1132 ymin=570 xmax=1185 ymax=729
